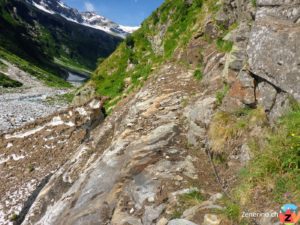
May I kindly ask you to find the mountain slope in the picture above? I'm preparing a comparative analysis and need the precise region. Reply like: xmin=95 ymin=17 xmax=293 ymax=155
xmin=0 ymin=0 xmax=122 ymax=85
xmin=0 ymin=0 xmax=299 ymax=224
xmin=87 ymin=0 xmax=207 ymax=109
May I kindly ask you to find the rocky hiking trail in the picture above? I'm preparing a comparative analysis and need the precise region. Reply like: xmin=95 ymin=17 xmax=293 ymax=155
xmin=1 ymin=46 xmax=244 ymax=225
xmin=0 ymin=47 xmax=229 ymax=225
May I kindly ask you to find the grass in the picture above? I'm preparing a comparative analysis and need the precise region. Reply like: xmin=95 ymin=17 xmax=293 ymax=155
xmin=237 ymin=103 xmax=300 ymax=204
xmin=0 ymin=72 xmax=22 ymax=88
xmin=54 ymin=57 xmax=92 ymax=75
xmin=222 ymin=198 xmax=241 ymax=222
xmin=91 ymin=0 xmax=206 ymax=110
xmin=0 ymin=60 xmax=7 ymax=70
xmin=251 ymin=0 xmax=257 ymax=7
xmin=170 ymin=210 xmax=183 ymax=219
xmin=28 ymin=164 xmax=35 ymax=172
xmin=208 ymin=107 xmax=267 ymax=154
xmin=216 ymin=39 xmax=233 ymax=53
xmin=193 ymin=68 xmax=203 ymax=80
xmin=216 ymin=83 xmax=229 ymax=105
xmin=46 ymin=92 xmax=75 ymax=105
xmin=10 ymin=213 xmax=19 ymax=221
xmin=179 ymin=189 xmax=205 ymax=205
xmin=0 ymin=48 xmax=71 ymax=88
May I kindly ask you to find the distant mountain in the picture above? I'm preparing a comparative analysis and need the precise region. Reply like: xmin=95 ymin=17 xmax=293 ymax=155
xmin=28 ymin=0 xmax=140 ymax=38
xmin=0 ymin=0 xmax=123 ymax=84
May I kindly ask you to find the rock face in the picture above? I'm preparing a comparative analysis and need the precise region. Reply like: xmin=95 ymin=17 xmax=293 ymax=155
xmin=221 ymin=0 xmax=299 ymax=120
xmin=248 ymin=0 xmax=300 ymax=101
xmin=20 ymin=45 xmax=224 ymax=224
xmin=0 ymin=0 xmax=299 ymax=224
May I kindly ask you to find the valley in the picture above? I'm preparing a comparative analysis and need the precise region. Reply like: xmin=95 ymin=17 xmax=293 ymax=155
xmin=0 ymin=0 xmax=299 ymax=224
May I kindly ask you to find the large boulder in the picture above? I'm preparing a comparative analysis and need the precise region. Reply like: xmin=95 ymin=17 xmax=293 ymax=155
xmin=247 ymin=1 xmax=300 ymax=101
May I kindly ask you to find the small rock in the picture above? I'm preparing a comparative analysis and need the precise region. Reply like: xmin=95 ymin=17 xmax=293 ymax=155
xmin=168 ymin=219 xmax=198 ymax=225
xmin=147 ymin=196 xmax=155 ymax=203
xmin=129 ymin=208 xmax=135 ymax=214
xmin=203 ymin=214 xmax=221 ymax=225
xmin=209 ymin=193 xmax=223 ymax=202
xmin=157 ymin=217 xmax=168 ymax=225
xmin=174 ymin=175 xmax=183 ymax=181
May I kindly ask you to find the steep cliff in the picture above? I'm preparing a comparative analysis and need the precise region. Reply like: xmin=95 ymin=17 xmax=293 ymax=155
xmin=1 ymin=0 xmax=299 ymax=224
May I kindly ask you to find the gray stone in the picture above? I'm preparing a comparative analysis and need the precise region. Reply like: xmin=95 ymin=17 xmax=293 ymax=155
xmin=238 ymin=71 xmax=254 ymax=88
xmin=256 ymin=82 xmax=277 ymax=111
xmin=142 ymin=204 xmax=165 ymax=225
xmin=168 ymin=219 xmax=198 ymax=225
xmin=269 ymin=92 xmax=291 ymax=122
xmin=248 ymin=5 xmax=300 ymax=101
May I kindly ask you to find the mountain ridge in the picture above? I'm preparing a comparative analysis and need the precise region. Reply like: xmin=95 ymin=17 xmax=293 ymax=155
xmin=0 ymin=0 xmax=122 ymax=85
xmin=28 ymin=0 xmax=140 ymax=38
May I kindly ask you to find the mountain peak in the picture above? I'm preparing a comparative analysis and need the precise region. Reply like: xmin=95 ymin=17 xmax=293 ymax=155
xmin=29 ymin=0 xmax=139 ymax=38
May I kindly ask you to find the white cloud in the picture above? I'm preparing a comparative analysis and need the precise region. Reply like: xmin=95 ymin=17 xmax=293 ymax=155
xmin=84 ymin=2 xmax=95 ymax=11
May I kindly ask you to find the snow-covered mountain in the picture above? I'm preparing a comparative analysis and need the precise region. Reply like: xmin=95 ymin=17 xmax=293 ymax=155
xmin=28 ymin=0 xmax=139 ymax=38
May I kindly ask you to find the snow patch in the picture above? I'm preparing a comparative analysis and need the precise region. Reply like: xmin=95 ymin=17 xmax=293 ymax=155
xmin=5 ymin=126 xmax=45 ymax=139
xmin=32 ymin=1 xmax=55 ymax=14
xmin=6 ymin=143 xmax=13 ymax=148
xmin=119 ymin=25 xmax=140 ymax=33
xmin=76 ymin=107 xmax=88 ymax=116
xmin=89 ymin=99 xmax=101 ymax=109
xmin=48 ymin=116 xmax=64 ymax=126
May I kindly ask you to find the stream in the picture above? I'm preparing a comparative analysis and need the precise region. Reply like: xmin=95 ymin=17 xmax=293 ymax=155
xmin=66 ymin=71 xmax=88 ymax=87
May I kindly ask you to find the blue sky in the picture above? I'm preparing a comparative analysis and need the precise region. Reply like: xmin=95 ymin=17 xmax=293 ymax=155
xmin=63 ymin=0 xmax=164 ymax=26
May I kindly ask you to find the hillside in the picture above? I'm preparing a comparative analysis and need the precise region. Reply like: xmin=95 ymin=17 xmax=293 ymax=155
xmin=0 ymin=0 xmax=122 ymax=84
xmin=0 ymin=0 xmax=299 ymax=224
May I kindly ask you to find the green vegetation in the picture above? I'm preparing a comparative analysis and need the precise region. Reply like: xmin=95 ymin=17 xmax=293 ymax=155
xmin=222 ymin=198 xmax=241 ymax=222
xmin=0 ymin=49 xmax=71 ymax=88
xmin=251 ymin=0 xmax=257 ymax=7
xmin=0 ymin=72 xmax=22 ymax=88
xmin=212 ymin=103 xmax=300 ymax=221
xmin=54 ymin=57 xmax=92 ymax=76
xmin=0 ymin=0 xmax=120 ymax=87
xmin=46 ymin=92 xmax=75 ymax=105
xmin=216 ymin=39 xmax=233 ymax=53
xmin=209 ymin=107 xmax=267 ymax=154
xmin=193 ymin=68 xmax=203 ymax=80
xmin=28 ymin=164 xmax=35 ymax=172
xmin=235 ymin=103 xmax=300 ymax=205
xmin=92 ymin=0 xmax=206 ymax=109
xmin=10 ymin=213 xmax=19 ymax=222
xmin=216 ymin=83 xmax=229 ymax=105
xmin=180 ymin=189 xmax=204 ymax=204
xmin=0 ymin=60 xmax=7 ymax=70
xmin=170 ymin=210 xmax=183 ymax=219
